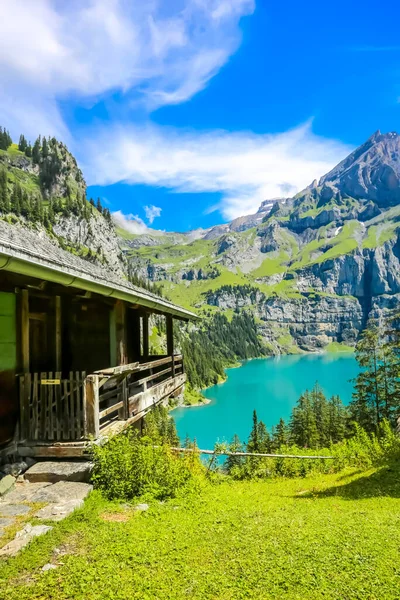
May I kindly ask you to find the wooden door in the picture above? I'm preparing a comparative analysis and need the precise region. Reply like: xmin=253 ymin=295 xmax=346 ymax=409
xmin=0 ymin=291 xmax=17 ymax=446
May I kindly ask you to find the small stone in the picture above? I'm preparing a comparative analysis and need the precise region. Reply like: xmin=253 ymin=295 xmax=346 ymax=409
xmin=0 ymin=475 xmax=15 ymax=497
xmin=134 ymin=503 xmax=149 ymax=511
xmin=0 ymin=523 xmax=53 ymax=557
xmin=2 ymin=462 xmax=29 ymax=477
xmin=0 ymin=504 xmax=31 ymax=517
xmin=42 ymin=563 xmax=57 ymax=572
xmin=35 ymin=499 xmax=84 ymax=522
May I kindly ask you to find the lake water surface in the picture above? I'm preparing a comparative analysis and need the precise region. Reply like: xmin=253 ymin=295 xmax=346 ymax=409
xmin=174 ymin=354 xmax=359 ymax=449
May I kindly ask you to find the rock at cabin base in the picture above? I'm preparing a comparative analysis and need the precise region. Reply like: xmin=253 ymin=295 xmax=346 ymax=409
xmin=0 ymin=475 xmax=15 ymax=497
xmin=0 ymin=523 xmax=53 ymax=557
xmin=2 ymin=482 xmax=52 ymax=503
xmin=24 ymin=461 xmax=93 ymax=483
xmin=29 ymin=481 xmax=93 ymax=504
xmin=0 ymin=504 xmax=31 ymax=517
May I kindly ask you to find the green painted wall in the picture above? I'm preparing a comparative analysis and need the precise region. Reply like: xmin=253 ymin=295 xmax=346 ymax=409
xmin=0 ymin=292 xmax=17 ymax=371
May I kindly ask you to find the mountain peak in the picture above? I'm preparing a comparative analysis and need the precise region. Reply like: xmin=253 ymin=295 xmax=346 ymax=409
xmin=318 ymin=130 xmax=400 ymax=207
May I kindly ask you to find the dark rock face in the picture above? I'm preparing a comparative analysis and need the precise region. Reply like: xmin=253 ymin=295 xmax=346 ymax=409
xmin=320 ymin=131 xmax=400 ymax=207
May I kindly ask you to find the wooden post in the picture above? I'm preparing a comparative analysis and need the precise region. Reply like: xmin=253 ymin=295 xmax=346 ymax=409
xmin=21 ymin=289 xmax=29 ymax=373
xmin=55 ymin=296 xmax=62 ymax=372
xmin=84 ymin=375 xmax=100 ymax=438
xmin=142 ymin=313 xmax=149 ymax=361
xmin=166 ymin=315 xmax=175 ymax=377
xmin=109 ymin=305 xmax=117 ymax=367
xmin=115 ymin=301 xmax=127 ymax=366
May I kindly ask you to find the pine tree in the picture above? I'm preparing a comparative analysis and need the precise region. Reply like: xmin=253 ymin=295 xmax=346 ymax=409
xmin=32 ymin=137 xmax=41 ymax=164
xmin=42 ymin=137 xmax=49 ymax=159
xmin=0 ymin=169 xmax=9 ymax=212
xmin=96 ymin=198 xmax=103 ymax=214
xmin=247 ymin=410 xmax=259 ymax=453
xmin=350 ymin=324 xmax=388 ymax=432
xmin=18 ymin=134 xmax=27 ymax=152
xmin=225 ymin=434 xmax=244 ymax=473
xmin=25 ymin=143 xmax=32 ymax=158
xmin=11 ymin=183 xmax=21 ymax=215
xmin=274 ymin=418 xmax=289 ymax=448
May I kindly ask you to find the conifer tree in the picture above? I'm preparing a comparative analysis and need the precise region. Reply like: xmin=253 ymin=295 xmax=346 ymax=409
xmin=11 ymin=183 xmax=21 ymax=215
xmin=0 ymin=169 xmax=8 ymax=212
xmin=225 ymin=434 xmax=244 ymax=473
xmin=96 ymin=197 xmax=103 ymax=214
xmin=32 ymin=137 xmax=41 ymax=164
xmin=274 ymin=418 xmax=289 ymax=448
xmin=42 ymin=137 xmax=49 ymax=159
xmin=18 ymin=134 xmax=27 ymax=152
xmin=25 ymin=143 xmax=32 ymax=158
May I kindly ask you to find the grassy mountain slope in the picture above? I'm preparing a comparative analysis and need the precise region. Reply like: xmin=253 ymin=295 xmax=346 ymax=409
xmin=1 ymin=465 xmax=400 ymax=599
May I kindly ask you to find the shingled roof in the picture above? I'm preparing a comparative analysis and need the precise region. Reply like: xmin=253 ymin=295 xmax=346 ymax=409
xmin=0 ymin=220 xmax=198 ymax=321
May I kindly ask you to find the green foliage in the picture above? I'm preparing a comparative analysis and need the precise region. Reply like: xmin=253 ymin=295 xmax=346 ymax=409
xmin=0 ymin=126 xmax=12 ymax=150
xmin=350 ymin=319 xmax=400 ymax=432
xmin=288 ymin=384 xmax=348 ymax=448
xmin=90 ymin=428 xmax=200 ymax=501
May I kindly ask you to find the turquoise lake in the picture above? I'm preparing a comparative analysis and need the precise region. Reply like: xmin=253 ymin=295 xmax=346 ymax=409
xmin=174 ymin=354 xmax=360 ymax=449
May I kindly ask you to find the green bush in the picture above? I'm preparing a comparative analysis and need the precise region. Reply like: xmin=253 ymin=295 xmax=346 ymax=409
xmin=226 ymin=420 xmax=400 ymax=480
xmin=90 ymin=429 xmax=202 ymax=501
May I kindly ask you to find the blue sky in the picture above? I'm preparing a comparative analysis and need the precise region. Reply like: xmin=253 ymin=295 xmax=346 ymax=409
xmin=2 ymin=0 xmax=400 ymax=232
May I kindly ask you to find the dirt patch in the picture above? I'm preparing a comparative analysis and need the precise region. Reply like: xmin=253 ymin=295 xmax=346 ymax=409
xmin=100 ymin=512 xmax=131 ymax=523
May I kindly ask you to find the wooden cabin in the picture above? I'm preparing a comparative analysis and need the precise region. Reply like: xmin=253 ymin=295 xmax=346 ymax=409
xmin=0 ymin=221 xmax=198 ymax=458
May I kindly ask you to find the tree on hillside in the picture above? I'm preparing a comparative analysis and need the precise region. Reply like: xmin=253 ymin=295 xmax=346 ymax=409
xmin=32 ymin=137 xmax=41 ymax=164
xmin=350 ymin=318 xmax=400 ymax=432
xmin=0 ymin=127 xmax=12 ymax=150
xmin=18 ymin=135 xmax=28 ymax=152
xmin=273 ymin=418 xmax=289 ymax=449
xmin=0 ymin=169 xmax=9 ymax=213
xmin=225 ymin=434 xmax=244 ymax=473
xmin=42 ymin=137 xmax=49 ymax=159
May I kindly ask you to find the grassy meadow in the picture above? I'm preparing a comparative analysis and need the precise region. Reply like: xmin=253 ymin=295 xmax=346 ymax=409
xmin=1 ymin=463 xmax=400 ymax=599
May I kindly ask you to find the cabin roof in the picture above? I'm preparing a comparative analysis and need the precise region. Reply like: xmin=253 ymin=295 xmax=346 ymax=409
xmin=0 ymin=221 xmax=199 ymax=321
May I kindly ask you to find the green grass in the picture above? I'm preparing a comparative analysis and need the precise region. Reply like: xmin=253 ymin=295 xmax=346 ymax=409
xmin=252 ymin=251 xmax=288 ymax=279
xmin=1 ymin=466 xmax=400 ymax=599
xmin=325 ymin=341 xmax=355 ymax=353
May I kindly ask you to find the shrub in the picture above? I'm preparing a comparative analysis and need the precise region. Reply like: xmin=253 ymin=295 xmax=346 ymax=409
xmin=90 ymin=429 xmax=202 ymax=501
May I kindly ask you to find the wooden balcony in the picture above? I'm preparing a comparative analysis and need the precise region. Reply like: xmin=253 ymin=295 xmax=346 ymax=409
xmin=17 ymin=355 xmax=185 ymax=457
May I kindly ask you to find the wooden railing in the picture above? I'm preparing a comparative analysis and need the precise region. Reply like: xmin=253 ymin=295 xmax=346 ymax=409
xmin=18 ymin=355 xmax=185 ymax=442
xmin=92 ymin=355 xmax=184 ymax=435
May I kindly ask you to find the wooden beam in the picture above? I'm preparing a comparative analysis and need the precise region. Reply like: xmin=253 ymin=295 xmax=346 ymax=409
xmin=21 ymin=289 xmax=29 ymax=373
xmin=109 ymin=305 xmax=117 ymax=367
xmin=166 ymin=315 xmax=174 ymax=356
xmin=142 ymin=313 xmax=149 ymax=361
xmin=55 ymin=296 xmax=62 ymax=371
xmin=115 ymin=300 xmax=127 ymax=366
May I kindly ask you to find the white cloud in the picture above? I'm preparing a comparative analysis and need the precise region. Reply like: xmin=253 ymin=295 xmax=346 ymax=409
xmin=112 ymin=210 xmax=162 ymax=236
xmin=0 ymin=0 xmax=254 ymax=139
xmin=83 ymin=121 xmax=352 ymax=220
xmin=144 ymin=205 xmax=162 ymax=224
